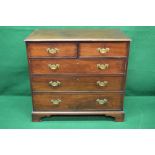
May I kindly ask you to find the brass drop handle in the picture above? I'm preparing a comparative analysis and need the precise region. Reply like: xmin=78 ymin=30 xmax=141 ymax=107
xmin=47 ymin=48 xmax=59 ymax=54
xmin=96 ymin=81 xmax=108 ymax=87
xmin=97 ymin=64 xmax=109 ymax=70
xmin=49 ymin=81 xmax=61 ymax=87
xmin=97 ymin=48 xmax=110 ymax=54
xmin=51 ymin=99 xmax=61 ymax=105
xmin=48 ymin=64 xmax=60 ymax=70
xmin=96 ymin=98 xmax=108 ymax=105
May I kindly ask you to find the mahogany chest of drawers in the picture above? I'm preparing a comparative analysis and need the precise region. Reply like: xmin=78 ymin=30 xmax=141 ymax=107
xmin=25 ymin=29 xmax=131 ymax=122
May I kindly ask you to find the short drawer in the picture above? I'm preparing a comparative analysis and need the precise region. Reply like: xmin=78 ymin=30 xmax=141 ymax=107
xmin=79 ymin=42 xmax=128 ymax=57
xmin=33 ymin=93 xmax=123 ymax=111
xmin=31 ymin=76 xmax=125 ymax=91
xmin=30 ymin=59 xmax=126 ymax=74
xmin=27 ymin=42 xmax=77 ymax=58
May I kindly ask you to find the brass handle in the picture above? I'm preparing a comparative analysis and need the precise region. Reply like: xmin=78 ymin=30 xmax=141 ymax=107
xmin=51 ymin=99 xmax=61 ymax=105
xmin=47 ymin=48 xmax=59 ymax=54
xmin=97 ymin=64 xmax=109 ymax=70
xmin=48 ymin=64 xmax=60 ymax=70
xmin=96 ymin=81 xmax=108 ymax=87
xmin=97 ymin=48 xmax=110 ymax=54
xmin=49 ymin=81 xmax=61 ymax=87
xmin=96 ymin=99 xmax=108 ymax=105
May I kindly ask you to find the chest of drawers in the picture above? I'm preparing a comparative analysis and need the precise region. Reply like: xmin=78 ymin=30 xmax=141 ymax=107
xmin=25 ymin=29 xmax=131 ymax=122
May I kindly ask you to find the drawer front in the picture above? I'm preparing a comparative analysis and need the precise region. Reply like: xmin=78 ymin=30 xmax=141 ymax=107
xmin=27 ymin=43 xmax=77 ymax=58
xmin=30 ymin=59 xmax=126 ymax=74
xmin=31 ymin=76 xmax=124 ymax=91
xmin=79 ymin=42 xmax=128 ymax=57
xmin=33 ymin=93 xmax=123 ymax=111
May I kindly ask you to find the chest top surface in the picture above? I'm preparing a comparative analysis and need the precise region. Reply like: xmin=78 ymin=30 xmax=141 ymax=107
xmin=24 ymin=29 xmax=131 ymax=42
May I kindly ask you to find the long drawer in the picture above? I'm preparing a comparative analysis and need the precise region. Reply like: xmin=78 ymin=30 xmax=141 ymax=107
xmin=33 ymin=93 xmax=123 ymax=111
xmin=31 ymin=76 xmax=125 ymax=91
xmin=30 ymin=59 xmax=126 ymax=74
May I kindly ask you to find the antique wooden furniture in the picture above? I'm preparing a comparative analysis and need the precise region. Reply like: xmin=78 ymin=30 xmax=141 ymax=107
xmin=25 ymin=29 xmax=131 ymax=122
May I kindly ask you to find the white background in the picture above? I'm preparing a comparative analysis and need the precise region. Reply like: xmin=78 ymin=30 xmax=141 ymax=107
xmin=0 ymin=130 xmax=155 ymax=155
xmin=0 ymin=0 xmax=155 ymax=154
xmin=0 ymin=0 xmax=155 ymax=25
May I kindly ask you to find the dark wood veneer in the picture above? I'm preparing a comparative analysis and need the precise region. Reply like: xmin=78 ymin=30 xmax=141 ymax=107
xmin=30 ymin=59 xmax=126 ymax=74
xmin=31 ymin=76 xmax=124 ymax=91
xmin=27 ymin=42 xmax=77 ymax=58
xmin=79 ymin=42 xmax=128 ymax=57
xmin=33 ymin=92 xmax=123 ymax=111
xmin=25 ymin=29 xmax=130 ymax=122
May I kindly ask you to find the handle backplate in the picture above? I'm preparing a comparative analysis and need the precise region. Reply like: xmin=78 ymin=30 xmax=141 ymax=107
xmin=48 ymin=64 xmax=60 ymax=70
xmin=97 ymin=48 xmax=110 ymax=54
xmin=51 ymin=99 xmax=61 ymax=105
xmin=96 ymin=98 xmax=108 ymax=105
xmin=49 ymin=81 xmax=61 ymax=87
xmin=47 ymin=48 xmax=59 ymax=54
xmin=96 ymin=81 xmax=108 ymax=87
xmin=97 ymin=64 xmax=109 ymax=70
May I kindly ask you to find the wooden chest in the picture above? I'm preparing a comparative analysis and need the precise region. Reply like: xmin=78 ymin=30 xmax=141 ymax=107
xmin=25 ymin=29 xmax=131 ymax=122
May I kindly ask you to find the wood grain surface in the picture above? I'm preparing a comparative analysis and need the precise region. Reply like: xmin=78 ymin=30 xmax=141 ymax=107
xmin=25 ymin=29 xmax=131 ymax=41
xmin=27 ymin=42 xmax=77 ymax=58
xmin=30 ymin=59 xmax=126 ymax=74
xmin=31 ymin=75 xmax=125 ymax=91
xmin=25 ymin=29 xmax=130 ymax=122
xmin=33 ymin=92 xmax=124 ymax=111
xmin=79 ymin=42 xmax=128 ymax=57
